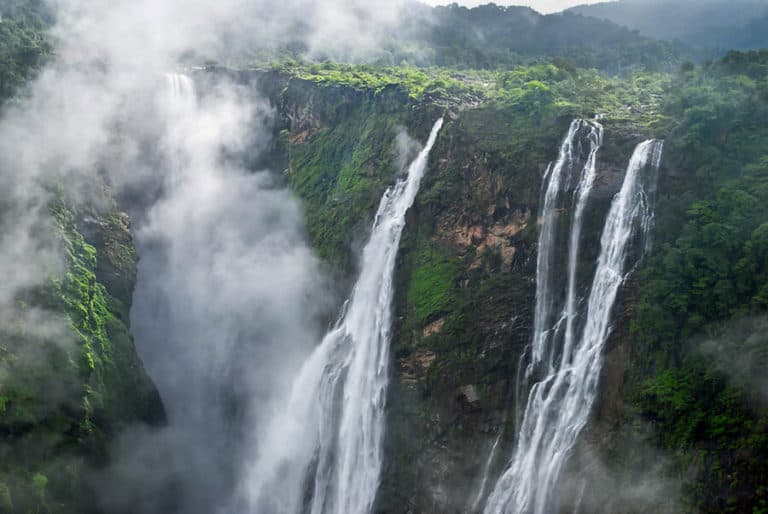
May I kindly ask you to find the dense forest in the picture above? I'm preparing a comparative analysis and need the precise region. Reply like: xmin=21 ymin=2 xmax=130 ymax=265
xmin=0 ymin=0 xmax=51 ymax=100
xmin=0 ymin=0 xmax=767 ymax=513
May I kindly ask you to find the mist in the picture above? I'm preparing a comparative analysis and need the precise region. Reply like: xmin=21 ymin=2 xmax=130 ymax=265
xmin=0 ymin=0 xmax=421 ymax=511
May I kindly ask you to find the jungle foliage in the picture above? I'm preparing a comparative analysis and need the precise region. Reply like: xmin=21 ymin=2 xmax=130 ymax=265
xmin=0 ymin=0 xmax=52 ymax=101
xmin=631 ymin=50 xmax=768 ymax=513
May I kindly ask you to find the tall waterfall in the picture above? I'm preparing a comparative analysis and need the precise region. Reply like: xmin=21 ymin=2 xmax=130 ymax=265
xmin=484 ymin=136 xmax=663 ymax=514
xmin=473 ymin=120 xmax=603 ymax=512
xmin=130 ymin=73 xmax=324 ymax=514
xmin=243 ymin=118 xmax=444 ymax=514
xmin=527 ymin=120 xmax=603 ymax=373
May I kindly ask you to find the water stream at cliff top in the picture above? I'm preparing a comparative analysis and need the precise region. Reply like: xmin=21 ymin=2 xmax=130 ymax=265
xmin=242 ymin=118 xmax=444 ymax=514
xmin=483 ymin=133 xmax=663 ymax=514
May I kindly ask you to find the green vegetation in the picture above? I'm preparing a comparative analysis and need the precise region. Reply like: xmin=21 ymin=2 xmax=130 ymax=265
xmin=281 ymin=79 xmax=413 ymax=272
xmin=0 ymin=197 xmax=162 ymax=513
xmin=0 ymin=0 xmax=52 ymax=101
xmin=272 ymin=62 xmax=471 ymax=100
xmin=270 ymin=59 xmax=671 ymax=128
xmin=0 ymin=0 xmax=766 ymax=509
xmin=269 ymin=51 xmax=768 ymax=511
xmin=569 ymin=0 xmax=768 ymax=55
xmin=630 ymin=51 xmax=768 ymax=513
xmin=406 ymin=241 xmax=462 ymax=325
xmin=263 ymin=3 xmax=687 ymax=73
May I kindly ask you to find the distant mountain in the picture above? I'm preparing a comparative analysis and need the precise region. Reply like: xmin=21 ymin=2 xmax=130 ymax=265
xmin=567 ymin=0 xmax=768 ymax=53
xmin=308 ymin=3 xmax=690 ymax=73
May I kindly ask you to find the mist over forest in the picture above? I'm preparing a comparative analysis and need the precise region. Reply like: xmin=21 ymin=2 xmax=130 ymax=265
xmin=0 ymin=1 xmax=767 ymax=513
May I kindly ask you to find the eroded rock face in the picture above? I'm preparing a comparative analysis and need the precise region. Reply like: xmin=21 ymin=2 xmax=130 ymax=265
xmin=380 ymin=110 xmax=546 ymax=513
xmin=442 ymin=208 xmax=531 ymax=272
xmin=286 ymin=98 xmax=325 ymax=144
xmin=422 ymin=318 xmax=446 ymax=337
xmin=248 ymin=74 xmax=653 ymax=513
xmin=400 ymin=349 xmax=437 ymax=384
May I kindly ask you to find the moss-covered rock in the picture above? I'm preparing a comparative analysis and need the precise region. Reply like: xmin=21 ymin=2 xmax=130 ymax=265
xmin=0 ymin=188 xmax=164 ymax=513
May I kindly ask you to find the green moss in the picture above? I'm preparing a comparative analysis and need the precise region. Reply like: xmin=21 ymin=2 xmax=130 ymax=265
xmin=0 ymin=196 xmax=162 ymax=512
xmin=284 ymin=83 xmax=413 ymax=272
xmin=31 ymin=473 xmax=47 ymax=499
xmin=0 ymin=482 xmax=12 ymax=511
xmin=252 ymin=56 xmax=682 ymax=511
xmin=406 ymin=242 xmax=461 ymax=325
xmin=51 ymin=205 xmax=115 ymax=435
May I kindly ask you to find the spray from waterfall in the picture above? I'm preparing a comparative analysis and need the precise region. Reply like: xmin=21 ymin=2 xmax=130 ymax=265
xmin=241 ymin=118 xmax=444 ymax=514
xmin=121 ymin=73 xmax=324 ymax=514
xmin=483 ymin=137 xmax=663 ymax=514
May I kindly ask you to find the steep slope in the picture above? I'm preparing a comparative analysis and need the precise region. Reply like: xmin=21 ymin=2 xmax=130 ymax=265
xmin=245 ymin=61 xmax=667 ymax=512
xmin=0 ymin=191 xmax=165 ymax=513
xmin=249 ymin=53 xmax=768 ymax=513
xmin=561 ymin=51 xmax=768 ymax=514
xmin=0 ymin=6 xmax=165 ymax=511
xmin=1 ymin=4 xmax=767 ymax=511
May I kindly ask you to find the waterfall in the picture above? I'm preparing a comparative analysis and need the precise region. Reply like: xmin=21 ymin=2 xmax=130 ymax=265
xmin=166 ymin=73 xmax=195 ymax=102
xmin=129 ymin=73 xmax=324 ymax=514
xmin=165 ymin=73 xmax=196 ymax=118
xmin=484 ymin=138 xmax=663 ymax=514
xmin=527 ymin=119 xmax=602 ymax=375
xmin=243 ymin=118 xmax=444 ymax=514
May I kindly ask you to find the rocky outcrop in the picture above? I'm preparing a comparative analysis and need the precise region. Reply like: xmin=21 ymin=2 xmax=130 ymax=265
xmin=0 ymin=189 xmax=164 ymax=514
xmin=441 ymin=209 xmax=531 ymax=272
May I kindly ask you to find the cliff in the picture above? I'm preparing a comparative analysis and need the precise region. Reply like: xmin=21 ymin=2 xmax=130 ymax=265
xmin=1 ymin=51 xmax=766 ymax=513
xmin=0 ymin=186 xmax=165 ymax=513
xmin=243 ymin=64 xmax=665 ymax=512
xmin=242 ymin=56 xmax=768 ymax=512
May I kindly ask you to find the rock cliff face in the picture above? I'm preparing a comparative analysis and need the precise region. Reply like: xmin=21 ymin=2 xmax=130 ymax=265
xmin=0 ymin=185 xmax=164 ymax=513
xmin=0 ymin=70 xmax=676 ymax=513
xmin=247 ymin=71 xmax=657 ymax=512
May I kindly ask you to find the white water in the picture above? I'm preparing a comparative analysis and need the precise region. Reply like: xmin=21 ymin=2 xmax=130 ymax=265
xmin=130 ymin=73 xmax=324 ymax=514
xmin=484 ymin=138 xmax=663 ymax=514
xmin=527 ymin=120 xmax=602 ymax=375
xmin=471 ymin=429 xmax=504 ymax=512
xmin=243 ymin=118 xmax=444 ymax=514
xmin=166 ymin=73 xmax=195 ymax=111
xmin=561 ymin=123 xmax=603 ymax=365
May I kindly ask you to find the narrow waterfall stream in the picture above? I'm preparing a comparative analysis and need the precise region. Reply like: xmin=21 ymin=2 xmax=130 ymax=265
xmin=484 ymin=134 xmax=663 ymax=514
xmin=244 ymin=119 xmax=444 ymax=514
xmin=527 ymin=119 xmax=603 ymax=374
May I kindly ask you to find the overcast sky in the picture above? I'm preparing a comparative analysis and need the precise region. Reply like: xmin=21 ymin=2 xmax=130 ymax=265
xmin=421 ymin=0 xmax=605 ymax=14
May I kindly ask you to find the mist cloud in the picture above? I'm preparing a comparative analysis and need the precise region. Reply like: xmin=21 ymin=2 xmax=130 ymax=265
xmin=0 ymin=0 xmax=418 ymax=511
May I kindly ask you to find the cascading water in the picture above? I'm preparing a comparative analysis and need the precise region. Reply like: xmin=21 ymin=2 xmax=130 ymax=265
xmin=166 ymin=73 xmax=195 ymax=111
xmin=470 ymin=119 xmax=601 ymax=513
xmin=527 ymin=119 xmax=603 ymax=375
xmin=483 ymin=136 xmax=663 ymax=514
xmin=243 ymin=118 xmax=444 ymax=514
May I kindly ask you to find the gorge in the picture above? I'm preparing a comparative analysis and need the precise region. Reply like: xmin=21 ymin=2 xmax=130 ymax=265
xmin=1 ymin=1 xmax=767 ymax=514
